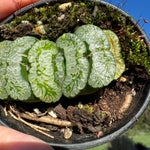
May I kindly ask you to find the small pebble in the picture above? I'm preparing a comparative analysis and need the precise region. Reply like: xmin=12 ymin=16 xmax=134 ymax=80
xmin=21 ymin=20 xmax=29 ymax=24
xmin=63 ymin=128 xmax=72 ymax=139
xmin=48 ymin=108 xmax=57 ymax=118
xmin=35 ymin=25 xmax=46 ymax=34
xmin=33 ymin=108 xmax=41 ymax=115
xmin=58 ymin=14 xmax=65 ymax=21
xmin=58 ymin=2 xmax=72 ymax=11
xmin=131 ymin=88 xmax=136 ymax=96
xmin=78 ymin=103 xmax=83 ymax=109
xmin=120 ymin=76 xmax=127 ymax=82
xmin=37 ymin=21 xmax=43 ymax=25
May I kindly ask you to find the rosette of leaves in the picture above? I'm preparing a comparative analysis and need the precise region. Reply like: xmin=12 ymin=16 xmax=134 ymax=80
xmin=75 ymin=24 xmax=116 ymax=88
xmin=0 ymin=36 xmax=38 ymax=100
xmin=56 ymin=33 xmax=89 ymax=98
xmin=28 ymin=40 xmax=62 ymax=103
xmin=0 ymin=25 xmax=125 ymax=103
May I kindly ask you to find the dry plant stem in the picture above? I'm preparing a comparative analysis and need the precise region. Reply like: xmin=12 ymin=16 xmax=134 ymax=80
xmin=3 ymin=106 xmax=8 ymax=116
xmin=21 ymin=113 xmax=74 ymax=127
xmin=8 ymin=110 xmax=49 ymax=131
xmin=26 ymin=111 xmax=47 ymax=117
xmin=9 ymin=106 xmax=50 ymax=132
xmin=9 ymin=105 xmax=74 ymax=127
xmin=8 ymin=109 xmax=54 ymax=139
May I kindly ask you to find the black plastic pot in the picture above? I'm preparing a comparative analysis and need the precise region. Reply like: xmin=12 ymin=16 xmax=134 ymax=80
xmin=0 ymin=0 xmax=150 ymax=150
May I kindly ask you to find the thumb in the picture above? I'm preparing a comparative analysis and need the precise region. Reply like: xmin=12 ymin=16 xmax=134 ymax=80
xmin=0 ymin=126 xmax=53 ymax=150
xmin=0 ymin=0 xmax=41 ymax=22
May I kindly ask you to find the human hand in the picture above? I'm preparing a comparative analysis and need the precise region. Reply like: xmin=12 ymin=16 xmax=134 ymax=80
xmin=0 ymin=0 xmax=41 ymax=22
xmin=0 ymin=126 xmax=54 ymax=150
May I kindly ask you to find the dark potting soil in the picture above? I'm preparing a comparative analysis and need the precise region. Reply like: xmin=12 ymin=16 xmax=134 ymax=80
xmin=0 ymin=0 xmax=150 ymax=143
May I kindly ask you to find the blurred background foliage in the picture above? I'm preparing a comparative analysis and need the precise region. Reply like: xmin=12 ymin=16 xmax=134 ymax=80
xmin=131 ymin=105 xmax=150 ymax=132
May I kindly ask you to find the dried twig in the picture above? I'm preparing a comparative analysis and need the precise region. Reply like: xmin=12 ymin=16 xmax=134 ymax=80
xmin=8 ymin=108 xmax=54 ymax=139
xmin=6 ymin=104 xmax=74 ymax=139
xmin=3 ymin=106 xmax=8 ymax=116
xmin=9 ymin=105 xmax=74 ymax=127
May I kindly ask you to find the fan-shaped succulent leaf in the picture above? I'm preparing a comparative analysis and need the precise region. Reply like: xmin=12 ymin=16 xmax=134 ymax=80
xmin=104 ymin=30 xmax=125 ymax=79
xmin=28 ymin=40 xmax=62 ymax=103
xmin=88 ymin=51 xmax=116 ymax=88
xmin=75 ymin=25 xmax=116 ymax=89
xmin=0 ymin=41 xmax=12 ymax=99
xmin=56 ymin=33 xmax=89 ymax=98
xmin=75 ymin=24 xmax=111 ymax=52
xmin=5 ymin=36 xmax=38 ymax=100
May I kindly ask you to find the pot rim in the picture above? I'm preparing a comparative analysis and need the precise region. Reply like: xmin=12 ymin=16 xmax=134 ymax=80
xmin=0 ymin=0 xmax=150 ymax=149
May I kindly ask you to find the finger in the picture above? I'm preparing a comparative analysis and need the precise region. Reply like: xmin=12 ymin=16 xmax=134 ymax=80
xmin=0 ymin=0 xmax=41 ymax=22
xmin=0 ymin=126 xmax=53 ymax=150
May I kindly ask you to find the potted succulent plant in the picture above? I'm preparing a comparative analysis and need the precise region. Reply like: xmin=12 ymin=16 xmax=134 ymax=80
xmin=0 ymin=0 xmax=150 ymax=149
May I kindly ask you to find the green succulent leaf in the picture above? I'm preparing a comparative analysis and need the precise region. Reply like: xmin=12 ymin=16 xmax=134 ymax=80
xmin=54 ymin=51 xmax=65 ymax=86
xmin=56 ymin=33 xmax=89 ymax=98
xmin=28 ymin=40 xmax=62 ymax=103
xmin=104 ymin=30 xmax=125 ymax=79
xmin=75 ymin=25 xmax=116 ymax=89
xmin=88 ymin=51 xmax=116 ymax=88
xmin=0 ymin=41 xmax=12 ymax=99
xmin=5 ymin=36 xmax=38 ymax=100
xmin=75 ymin=24 xmax=111 ymax=52
xmin=0 ymin=80 xmax=8 ymax=100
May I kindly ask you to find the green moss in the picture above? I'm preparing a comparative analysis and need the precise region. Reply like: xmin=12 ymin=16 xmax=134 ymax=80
xmin=86 ymin=105 xmax=94 ymax=114
xmin=39 ymin=7 xmax=47 ymax=14
xmin=100 ymin=112 xmax=106 ymax=118
xmin=120 ymin=23 xmax=150 ymax=75
xmin=127 ymin=39 xmax=150 ymax=73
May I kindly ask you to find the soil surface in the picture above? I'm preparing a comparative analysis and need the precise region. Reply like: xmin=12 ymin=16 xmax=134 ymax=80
xmin=0 ymin=0 xmax=150 ymax=143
